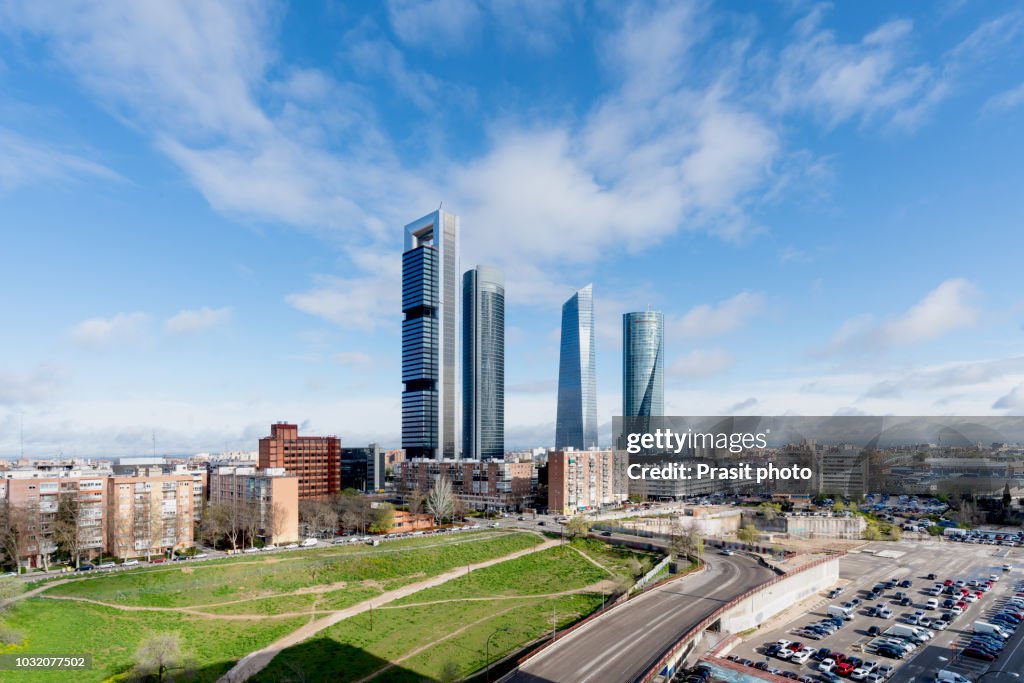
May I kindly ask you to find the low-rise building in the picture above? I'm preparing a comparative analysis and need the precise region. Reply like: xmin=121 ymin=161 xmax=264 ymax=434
xmin=393 ymin=458 xmax=535 ymax=512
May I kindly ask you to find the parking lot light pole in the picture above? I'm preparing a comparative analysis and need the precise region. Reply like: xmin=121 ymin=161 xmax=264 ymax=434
xmin=486 ymin=626 xmax=510 ymax=682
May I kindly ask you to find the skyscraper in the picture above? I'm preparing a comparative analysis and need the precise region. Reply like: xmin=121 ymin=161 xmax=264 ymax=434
xmin=622 ymin=310 xmax=664 ymax=418
xmin=555 ymin=284 xmax=598 ymax=449
xmin=402 ymin=210 xmax=459 ymax=459
xmin=462 ymin=265 xmax=505 ymax=460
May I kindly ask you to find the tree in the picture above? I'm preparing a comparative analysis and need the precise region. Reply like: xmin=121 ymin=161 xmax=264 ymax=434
xmin=564 ymin=515 xmax=590 ymax=538
xmin=0 ymin=503 xmax=30 ymax=573
xmin=299 ymin=500 xmax=337 ymax=539
xmin=1003 ymin=483 xmax=1012 ymax=510
xmin=368 ymin=503 xmax=395 ymax=534
xmin=52 ymin=491 xmax=82 ymax=568
xmin=438 ymin=660 xmax=461 ymax=683
xmin=132 ymin=633 xmax=187 ymax=682
xmin=737 ymin=524 xmax=758 ymax=547
xmin=242 ymin=500 xmax=261 ymax=548
xmin=426 ymin=476 xmax=455 ymax=526
xmin=668 ymin=522 xmax=703 ymax=559
xmin=265 ymin=502 xmax=287 ymax=544
xmin=407 ymin=488 xmax=426 ymax=515
xmin=199 ymin=502 xmax=229 ymax=548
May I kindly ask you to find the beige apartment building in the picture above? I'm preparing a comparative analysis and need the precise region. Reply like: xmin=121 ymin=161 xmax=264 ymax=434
xmin=1 ymin=470 xmax=197 ymax=567
xmin=208 ymin=466 xmax=299 ymax=545
xmin=547 ymin=449 xmax=628 ymax=515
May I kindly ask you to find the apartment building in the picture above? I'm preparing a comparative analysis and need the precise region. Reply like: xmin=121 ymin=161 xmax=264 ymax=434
xmin=106 ymin=473 xmax=196 ymax=559
xmin=208 ymin=466 xmax=299 ymax=545
xmin=259 ymin=422 xmax=340 ymax=500
xmin=547 ymin=449 xmax=628 ymax=515
xmin=393 ymin=458 xmax=534 ymax=512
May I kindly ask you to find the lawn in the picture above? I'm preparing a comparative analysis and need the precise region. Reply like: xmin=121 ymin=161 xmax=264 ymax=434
xmin=253 ymin=593 xmax=604 ymax=682
xmin=253 ymin=540 xmax=660 ymax=682
xmin=0 ymin=598 xmax=306 ymax=682
xmin=42 ymin=531 xmax=540 ymax=608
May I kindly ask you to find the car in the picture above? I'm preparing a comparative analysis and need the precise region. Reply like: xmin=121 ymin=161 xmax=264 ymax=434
xmin=243 ymin=547 xmax=260 ymax=553
xmin=927 ymin=573 xmax=937 ymax=580
xmin=601 ymin=531 xmax=613 ymax=537
xmin=836 ymin=662 xmax=855 ymax=676
xmin=812 ymin=648 xmax=832 ymax=662
xmin=193 ymin=553 xmax=208 ymax=559
xmin=122 ymin=559 xmax=139 ymax=566
xmin=874 ymin=647 xmax=903 ymax=660
xmin=819 ymin=674 xmax=842 ymax=683
xmin=900 ymin=596 xmax=912 ymax=606
xmin=876 ymin=664 xmax=894 ymax=678
xmin=1003 ymin=564 xmax=1012 ymax=571
xmin=151 ymin=557 xmax=166 ymax=563
xmin=262 ymin=544 xmax=278 ymax=551
xmin=962 ymin=647 xmax=996 ymax=661
xmin=76 ymin=564 xmax=95 ymax=572
xmin=787 ymin=642 xmax=806 ymax=652
xmin=932 ymin=619 xmax=948 ymax=630
xmin=284 ymin=543 xmax=299 ymax=549
xmin=537 ymin=521 xmax=546 ymax=526
xmin=775 ymin=649 xmax=793 ymax=660
xmin=819 ymin=659 xmax=836 ymax=673
xmin=867 ymin=625 xmax=881 ymax=636
xmin=899 ymin=579 xmax=912 ymax=588
xmin=951 ymin=605 xmax=964 ymax=615
xmin=851 ymin=668 xmax=871 ymax=681
xmin=792 ymin=651 xmax=812 ymax=664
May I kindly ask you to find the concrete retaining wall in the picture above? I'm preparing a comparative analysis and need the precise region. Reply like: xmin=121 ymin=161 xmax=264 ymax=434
xmin=717 ymin=556 xmax=839 ymax=632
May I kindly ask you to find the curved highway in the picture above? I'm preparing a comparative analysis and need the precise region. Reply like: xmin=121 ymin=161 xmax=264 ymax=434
xmin=507 ymin=550 xmax=775 ymax=683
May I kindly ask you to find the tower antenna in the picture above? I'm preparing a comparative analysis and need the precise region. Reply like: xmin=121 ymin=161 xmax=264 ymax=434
xmin=152 ymin=429 xmax=157 ymax=458
xmin=20 ymin=412 xmax=24 ymax=459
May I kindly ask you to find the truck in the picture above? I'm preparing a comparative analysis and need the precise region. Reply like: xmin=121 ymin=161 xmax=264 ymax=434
xmin=828 ymin=605 xmax=855 ymax=621
xmin=884 ymin=624 xmax=930 ymax=642
xmin=943 ymin=527 xmax=967 ymax=537
xmin=973 ymin=621 xmax=1010 ymax=639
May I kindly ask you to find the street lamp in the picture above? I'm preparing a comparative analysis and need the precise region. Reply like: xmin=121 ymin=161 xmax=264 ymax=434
xmin=485 ymin=626 xmax=510 ymax=682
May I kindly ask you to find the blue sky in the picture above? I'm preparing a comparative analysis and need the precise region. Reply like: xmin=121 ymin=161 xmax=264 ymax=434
xmin=1 ymin=0 xmax=1023 ymax=457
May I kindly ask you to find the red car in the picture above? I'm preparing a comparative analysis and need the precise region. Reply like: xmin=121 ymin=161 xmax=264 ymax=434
xmin=956 ymin=601 xmax=968 ymax=609
xmin=975 ymin=591 xmax=984 ymax=598
xmin=832 ymin=653 xmax=847 ymax=664
xmin=962 ymin=647 xmax=996 ymax=661
xmin=944 ymin=579 xmax=954 ymax=586
xmin=836 ymin=662 xmax=856 ymax=676
xmin=788 ymin=642 xmax=805 ymax=652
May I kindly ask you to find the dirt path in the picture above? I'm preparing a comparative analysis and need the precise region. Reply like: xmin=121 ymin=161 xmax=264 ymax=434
xmin=218 ymin=537 xmax=560 ymax=682
xmin=352 ymin=603 xmax=522 ymax=683
xmin=0 ymin=578 xmax=75 ymax=609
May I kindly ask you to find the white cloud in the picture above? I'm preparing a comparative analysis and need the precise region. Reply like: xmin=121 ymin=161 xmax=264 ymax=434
xmin=70 ymin=312 xmax=150 ymax=348
xmin=286 ymin=275 xmax=398 ymax=332
xmin=386 ymin=0 xmax=482 ymax=48
xmin=0 ymin=364 xmax=67 ymax=405
xmin=164 ymin=306 xmax=232 ymax=334
xmin=993 ymin=383 xmax=1024 ymax=412
xmin=671 ymin=291 xmax=765 ymax=338
xmin=336 ymin=351 xmax=372 ymax=367
xmin=983 ymin=82 xmax=1024 ymax=114
xmin=0 ymin=128 xmax=120 ymax=191
xmin=668 ymin=349 xmax=735 ymax=380
xmin=823 ymin=278 xmax=979 ymax=353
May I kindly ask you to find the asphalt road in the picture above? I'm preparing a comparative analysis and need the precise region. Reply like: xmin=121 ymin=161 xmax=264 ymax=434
xmin=507 ymin=550 xmax=775 ymax=683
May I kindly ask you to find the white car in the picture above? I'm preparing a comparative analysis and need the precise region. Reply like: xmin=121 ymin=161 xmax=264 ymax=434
xmin=284 ymin=543 xmax=299 ymax=549
xmin=301 ymin=538 xmax=318 ymax=547
xmin=122 ymin=559 xmax=139 ymax=566
xmin=819 ymin=659 xmax=836 ymax=673
xmin=851 ymin=668 xmax=871 ymax=681
xmin=262 ymin=545 xmax=278 ymax=551
xmin=243 ymin=547 xmax=260 ymax=553
xmin=791 ymin=651 xmax=812 ymax=664
xmin=932 ymin=619 xmax=948 ymax=630
xmin=97 ymin=562 xmax=116 ymax=569
xmin=193 ymin=553 xmax=208 ymax=559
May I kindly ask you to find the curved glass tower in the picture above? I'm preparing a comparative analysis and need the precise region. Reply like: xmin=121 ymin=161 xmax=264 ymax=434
xmin=402 ymin=210 xmax=459 ymax=460
xmin=556 ymin=285 xmax=598 ymax=449
xmin=622 ymin=311 xmax=664 ymax=418
xmin=462 ymin=265 xmax=505 ymax=460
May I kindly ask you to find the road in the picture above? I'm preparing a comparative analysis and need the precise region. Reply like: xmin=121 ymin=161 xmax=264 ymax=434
xmin=507 ymin=550 xmax=775 ymax=683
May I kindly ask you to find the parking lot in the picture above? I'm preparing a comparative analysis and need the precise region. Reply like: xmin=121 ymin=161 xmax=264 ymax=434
xmin=724 ymin=538 xmax=1023 ymax=682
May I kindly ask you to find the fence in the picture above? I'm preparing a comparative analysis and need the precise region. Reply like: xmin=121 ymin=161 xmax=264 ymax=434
xmin=633 ymin=554 xmax=673 ymax=591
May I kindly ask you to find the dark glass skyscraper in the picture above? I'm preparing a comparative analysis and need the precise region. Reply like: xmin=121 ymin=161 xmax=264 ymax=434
xmin=622 ymin=310 xmax=664 ymax=418
xmin=556 ymin=284 xmax=598 ymax=449
xmin=402 ymin=210 xmax=459 ymax=459
xmin=462 ymin=265 xmax=505 ymax=460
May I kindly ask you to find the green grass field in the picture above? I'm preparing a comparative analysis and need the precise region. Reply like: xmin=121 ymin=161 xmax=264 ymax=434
xmin=42 ymin=531 xmax=540 ymax=609
xmin=0 ymin=531 xmax=543 ymax=680
xmin=254 ymin=540 xmax=647 ymax=682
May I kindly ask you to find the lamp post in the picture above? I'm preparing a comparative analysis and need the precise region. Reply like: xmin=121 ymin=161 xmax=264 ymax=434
xmin=485 ymin=626 xmax=510 ymax=682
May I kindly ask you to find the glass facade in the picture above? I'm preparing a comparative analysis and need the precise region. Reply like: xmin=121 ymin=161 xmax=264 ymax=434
xmin=462 ymin=265 xmax=505 ymax=460
xmin=402 ymin=211 xmax=459 ymax=459
xmin=555 ymin=284 xmax=598 ymax=449
xmin=622 ymin=311 xmax=664 ymax=419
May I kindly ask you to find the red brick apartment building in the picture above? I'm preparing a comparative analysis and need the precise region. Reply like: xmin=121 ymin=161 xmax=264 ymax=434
xmin=258 ymin=422 xmax=340 ymax=500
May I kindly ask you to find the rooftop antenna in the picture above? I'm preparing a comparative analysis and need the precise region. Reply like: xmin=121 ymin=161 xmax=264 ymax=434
xmin=439 ymin=201 xmax=444 ymax=211
xmin=20 ymin=412 xmax=24 ymax=459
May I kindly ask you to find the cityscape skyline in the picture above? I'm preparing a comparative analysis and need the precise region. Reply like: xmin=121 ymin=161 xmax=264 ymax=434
xmin=3 ymin=2 xmax=1024 ymax=457
xmin=462 ymin=264 xmax=505 ymax=460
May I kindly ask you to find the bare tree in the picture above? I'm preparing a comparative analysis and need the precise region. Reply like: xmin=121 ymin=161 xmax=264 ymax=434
xmin=426 ymin=477 xmax=455 ymax=526
xmin=265 ymin=502 xmax=287 ymax=544
xmin=668 ymin=521 xmax=703 ymax=560
xmin=242 ymin=500 xmax=262 ymax=548
xmin=52 ymin=491 xmax=82 ymax=568
xmin=199 ymin=502 xmax=229 ymax=548
xmin=407 ymin=488 xmax=426 ymax=515
xmin=132 ymin=632 xmax=188 ymax=682
xmin=0 ymin=503 xmax=31 ymax=573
